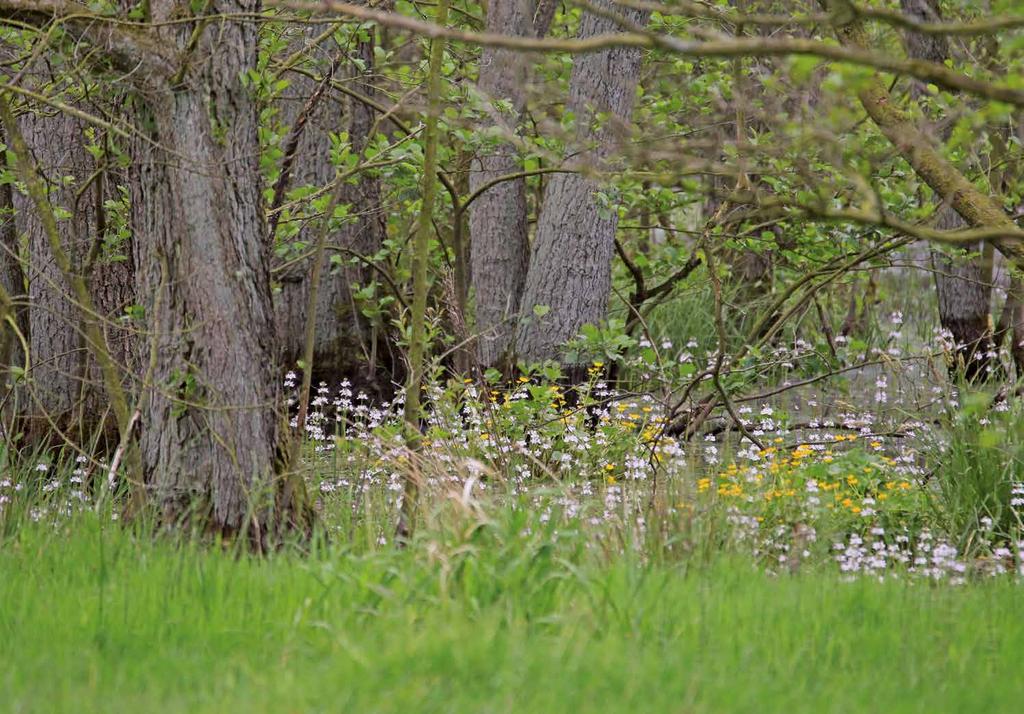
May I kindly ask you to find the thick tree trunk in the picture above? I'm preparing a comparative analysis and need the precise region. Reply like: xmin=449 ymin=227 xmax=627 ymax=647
xmin=127 ymin=0 xmax=305 ymax=541
xmin=514 ymin=1 xmax=649 ymax=369
xmin=0 ymin=125 xmax=28 ymax=436
xmin=12 ymin=105 xmax=133 ymax=447
xmin=274 ymin=23 xmax=391 ymax=396
xmin=468 ymin=0 xmax=545 ymax=369
xmin=931 ymin=223 xmax=996 ymax=382
xmin=900 ymin=0 xmax=997 ymax=381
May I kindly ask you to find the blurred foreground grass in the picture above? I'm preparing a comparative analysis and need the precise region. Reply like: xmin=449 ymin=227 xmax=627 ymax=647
xmin=2 ymin=510 xmax=1022 ymax=714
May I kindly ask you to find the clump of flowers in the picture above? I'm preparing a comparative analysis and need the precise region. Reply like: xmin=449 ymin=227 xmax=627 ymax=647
xmin=694 ymin=437 xmax=938 ymax=574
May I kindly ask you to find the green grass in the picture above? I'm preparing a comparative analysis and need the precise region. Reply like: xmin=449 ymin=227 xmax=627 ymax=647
xmin=3 ymin=512 xmax=1024 ymax=714
xmin=927 ymin=394 xmax=1024 ymax=550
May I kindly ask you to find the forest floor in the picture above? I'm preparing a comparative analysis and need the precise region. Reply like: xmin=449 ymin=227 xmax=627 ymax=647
xmin=3 ymin=515 xmax=1024 ymax=714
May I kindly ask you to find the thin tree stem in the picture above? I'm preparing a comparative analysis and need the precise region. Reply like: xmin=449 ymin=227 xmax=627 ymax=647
xmin=397 ymin=0 xmax=448 ymax=541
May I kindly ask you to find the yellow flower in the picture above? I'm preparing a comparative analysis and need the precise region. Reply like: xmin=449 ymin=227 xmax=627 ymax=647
xmin=791 ymin=444 xmax=813 ymax=460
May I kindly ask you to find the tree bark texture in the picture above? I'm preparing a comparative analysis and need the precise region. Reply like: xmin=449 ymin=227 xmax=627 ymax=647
xmin=468 ymin=0 xmax=546 ymax=369
xmin=126 ymin=0 xmax=304 ymax=540
xmin=0 ymin=125 xmax=28 ymax=433
xmin=514 ymin=1 xmax=649 ymax=368
xmin=930 ymin=226 xmax=996 ymax=381
xmin=13 ymin=103 xmax=133 ymax=446
xmin=996 ymin=274 xmax=1024 ymax=377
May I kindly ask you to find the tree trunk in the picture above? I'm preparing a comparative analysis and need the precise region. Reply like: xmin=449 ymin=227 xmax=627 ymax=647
xmin=274 ymin=23 xmax=392 ymax=397
xmin=468 ymin=0 xmax=548 ymax=369
xmin=13 ymin=103 xmax=133 ymax=447
xmin=1001 ymin=123 xmax=1024 ymax=377
xmin=996 ymin=274 xmax=1024 ymax=377
xmin=931 ymin=233 xmax=996 ymax=381
xmin=0 ymin=125 xmax=28 ymax=437
xmin=126 ymin=0 xmax=305 ymax=542
xmin=514 ymin=1 xmax=649 ymax=370
xmin=900 ymin=0 xmax=996 ymax=381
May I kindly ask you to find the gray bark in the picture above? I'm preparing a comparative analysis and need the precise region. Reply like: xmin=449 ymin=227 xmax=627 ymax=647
xmin=514 ymin=1 xmax=649 ymax=367
xmin=468 ymin=0 xmax=536 ymax=368
xmin=274 ymin=23 xmax=391 ymax=395
xmin=13 ymin=103 xmax=134 ymax=446
xmin=126 ymin=0 xmax=304 ymax=540
xmin=996 ymin=274 xmax=1024 ymax=377
xmin=901 ymin=0 xmax=997 ymax=380
xmin=0 ymin=125 xmax=28 ymax=435
xmin=930 ymin=230 xmax=996 ymax=381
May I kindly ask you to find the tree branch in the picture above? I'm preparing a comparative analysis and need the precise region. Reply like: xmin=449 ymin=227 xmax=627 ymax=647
xmin=615 ymin=0 xmax=1024 ymax=37
xmin=272 ymin=0 xmax=1024 ymax=107
xmin=0 ymin=0 xmax=172 ymax=82
xmin=827 ymin=3 xmax=1024 ymax=267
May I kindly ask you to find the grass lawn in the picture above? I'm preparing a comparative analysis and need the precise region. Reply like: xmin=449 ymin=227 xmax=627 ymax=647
xmin=2 ymin=514 xmax=1022 ymax=714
